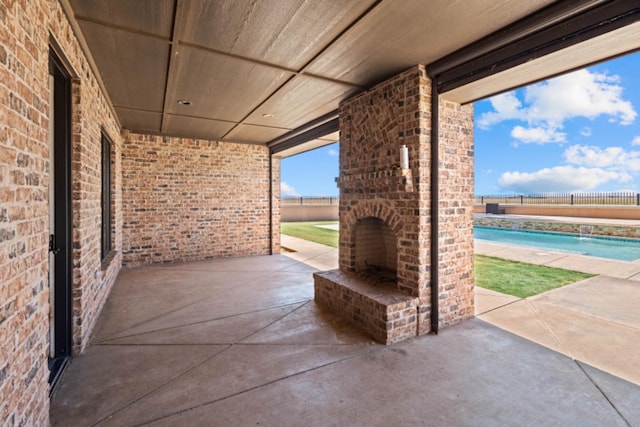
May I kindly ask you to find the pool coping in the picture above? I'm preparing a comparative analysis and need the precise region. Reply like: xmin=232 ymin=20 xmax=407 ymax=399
xmin=475 ymin=214 xmax=640 ymax=239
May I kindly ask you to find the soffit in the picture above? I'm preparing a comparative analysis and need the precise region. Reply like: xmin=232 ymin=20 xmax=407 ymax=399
xmin=444 ymin=21 xmax=640 ymax=103
xmin=274 ymin=132 xmax=340 ymax=159
xmin=69 ymin=0 xmax=576 ymax=146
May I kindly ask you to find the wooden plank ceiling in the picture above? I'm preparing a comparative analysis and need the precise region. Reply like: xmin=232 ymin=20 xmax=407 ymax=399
xmin=70 ymin=0 xmax=636 ymax=150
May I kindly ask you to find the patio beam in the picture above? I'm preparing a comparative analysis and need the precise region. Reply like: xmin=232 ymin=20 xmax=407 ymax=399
xmin=428 ymin=0 xmax=640 ymax=95
xmin=268 ymin=111 xmax=339 ymax=155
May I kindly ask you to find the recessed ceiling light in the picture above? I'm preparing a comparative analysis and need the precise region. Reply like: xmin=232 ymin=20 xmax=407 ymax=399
xmin=262 ymin=113 xmax=275 ymax=119
xmin=177 ymin=100 xmax=191 ymax=106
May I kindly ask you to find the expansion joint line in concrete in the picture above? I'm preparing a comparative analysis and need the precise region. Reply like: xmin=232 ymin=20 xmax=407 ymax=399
xmin=475 ymin=296 xmax=522 ymax=316
xmin=524 ymin=299 xmax=571 ymax=359
xmin=232 ymin=300 xmax=313 ymax=343
xmin=137 ymin=346 xmax=382 ymax=426
xmin=87 ymin=344 xmax=232 ymax=427
xmin=575 ymin=361 xmax=632 ymax=427
xmin=94 ymin=300 xmax=310 ymax=344
xmin=88 ymin=301 xmax=315 ymax=425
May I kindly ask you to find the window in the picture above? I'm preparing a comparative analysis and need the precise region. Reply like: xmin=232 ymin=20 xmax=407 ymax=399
xmin=101 ymin=132 xmax=112 ymax=260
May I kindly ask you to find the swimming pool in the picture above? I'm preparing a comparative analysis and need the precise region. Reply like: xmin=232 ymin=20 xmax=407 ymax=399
xmin=474 ymin=226 xmax=640 ymax=262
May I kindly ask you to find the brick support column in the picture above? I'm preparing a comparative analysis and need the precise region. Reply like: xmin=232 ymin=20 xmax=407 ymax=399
xmin=270 ymin=155 xmax=281 ymax=255
xmin=436 ymin=99 xmax=475 ymax=329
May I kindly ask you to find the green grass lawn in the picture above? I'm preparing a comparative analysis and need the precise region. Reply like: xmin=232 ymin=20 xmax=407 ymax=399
xmin=280 ymin=222 xmax=592 ymax=298
xmin=281 ymin=221 xmax=339 ymax=248
xmin=474 ymin=254 xmax=593 ymax=298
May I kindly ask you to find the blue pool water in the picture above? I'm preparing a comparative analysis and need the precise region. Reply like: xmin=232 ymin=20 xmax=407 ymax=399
xmin=474 ymin=226 xmax=640 ymax=262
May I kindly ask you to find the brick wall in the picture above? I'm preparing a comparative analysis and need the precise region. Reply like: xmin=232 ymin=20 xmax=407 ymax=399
xmin=122 ymin=132 xmax=278 ymax=266
xmin=64 ymin=44 xmax=123 ymax=356
xmin=0 ymin=1 xmax=50 ymax=422
xmin=0 ymin=0 xmax=123 ymax=425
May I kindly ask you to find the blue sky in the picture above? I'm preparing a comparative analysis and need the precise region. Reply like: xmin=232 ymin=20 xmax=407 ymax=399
xmin=281 ymin=52 xmax=640 ymax=197
xmin=280 ymin=143 xmax=340 ymax=197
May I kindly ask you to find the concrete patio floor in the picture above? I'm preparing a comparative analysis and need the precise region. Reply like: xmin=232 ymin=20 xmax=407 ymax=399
xmin=50 ymin=236 xmax=640 ymax=426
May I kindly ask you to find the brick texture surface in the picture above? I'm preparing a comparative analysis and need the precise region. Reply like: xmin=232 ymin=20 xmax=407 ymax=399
xmin=1 ymin=1 xmax=281 ymax=422
xmin=122 ymin=132 xmax=278 ymax=266
xmin=316 ymin=65 xmax=474 ymax=342
xmin=437 ymin=99 xmax=475 ymax=329
xmin=1 ymin=0 xmax=122 ymax=425
xmin=314 ymin=270 xmax=419 ymax=344
xmin=337 ymin=66 xmax=431 ymax=299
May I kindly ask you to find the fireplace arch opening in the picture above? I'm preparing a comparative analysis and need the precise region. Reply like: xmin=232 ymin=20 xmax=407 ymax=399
xmin=354 ymin=217 xmax=397 ymax=284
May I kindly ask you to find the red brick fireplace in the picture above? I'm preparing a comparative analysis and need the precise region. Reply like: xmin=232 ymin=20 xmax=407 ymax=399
xmin=314 ymin=65 xmax=475 ymax=344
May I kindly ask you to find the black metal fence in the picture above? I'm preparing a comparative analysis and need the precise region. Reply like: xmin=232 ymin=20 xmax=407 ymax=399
xmin=281 ymin=197 xmax=339 ymax=205
xmin=475 ymin=192 xmax=640 ymax=206
xmin=283 ymin=193 xmax=640 ymax=206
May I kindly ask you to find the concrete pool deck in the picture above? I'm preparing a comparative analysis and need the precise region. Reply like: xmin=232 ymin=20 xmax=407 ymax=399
xmin=474 ymin=240 xmax=640 ymax=385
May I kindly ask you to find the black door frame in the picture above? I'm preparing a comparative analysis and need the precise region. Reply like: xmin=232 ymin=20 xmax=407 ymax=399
xmin=48 ymin=50 xmax=73 ymax=389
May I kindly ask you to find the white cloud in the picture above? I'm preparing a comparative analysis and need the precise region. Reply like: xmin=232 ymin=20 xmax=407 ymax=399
xmin=510 ymin=126 xmax=565 ymax=144
xmin=328 ymin=149 xmax=338 ymax=156
xmin=522 ymin=69 xmax=636 ymax=126
xmin=564 ymin=145 xmax=623 ymax=168
xmin=632 ymin=136 xmax=640 ymax=146
xmin=498 ymin=166 xmax=626 ymax=193
xmin=580 ymin=127 xmax=592 ymax=137
xmin=478 ymin=68 xmax=637 ymax=144
xmin=280 ymin=182 xmax=300 ymax=197
xmin=564 ymin=144 xmax=640 ymax=172
xmin=477 ymin=92 xmax=524 ymax=129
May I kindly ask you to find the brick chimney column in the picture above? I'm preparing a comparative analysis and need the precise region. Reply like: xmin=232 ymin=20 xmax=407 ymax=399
xmin=315 ymin=65 xmax=474 ymax=343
